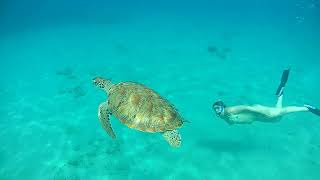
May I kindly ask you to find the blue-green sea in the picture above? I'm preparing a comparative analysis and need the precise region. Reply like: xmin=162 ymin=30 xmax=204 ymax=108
xmin=1 ymin=0 xmax=320 ymax=179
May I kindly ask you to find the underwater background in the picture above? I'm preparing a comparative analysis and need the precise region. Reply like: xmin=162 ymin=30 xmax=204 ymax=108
xmin=1 ymin=0 xmax=320 ymax=179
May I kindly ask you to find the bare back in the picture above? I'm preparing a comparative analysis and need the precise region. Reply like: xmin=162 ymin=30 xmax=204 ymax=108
xmin=222 ymin=105 xmax=284 ymax=124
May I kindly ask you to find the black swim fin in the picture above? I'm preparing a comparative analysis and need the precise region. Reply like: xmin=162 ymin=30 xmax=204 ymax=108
xmin=275 ymin=69 xmax=290 ymax=96
xmin=304 ymin=104 xmax=320 ymax=116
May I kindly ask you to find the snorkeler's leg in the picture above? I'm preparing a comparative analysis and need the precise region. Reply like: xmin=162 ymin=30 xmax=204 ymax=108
xmin=304 ymin=104 xmax=320 ymax=116
xmin=275 ymin=69 xmax=290 ymax=97
xmin=276 ymin=95 xmax=283 ymax=108
xmin=281 ymin=106 xmax=308 ymax=115
xmin=280 ymin=105 xmax=320 ymax=117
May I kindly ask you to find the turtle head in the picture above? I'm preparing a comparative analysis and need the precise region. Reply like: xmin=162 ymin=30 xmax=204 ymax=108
xmin=93 ymin=77 xmax=113 ymax=92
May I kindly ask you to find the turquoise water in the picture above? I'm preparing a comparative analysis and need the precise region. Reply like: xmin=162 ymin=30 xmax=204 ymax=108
xmin=1 ymin=0 xmax=320 ymax=179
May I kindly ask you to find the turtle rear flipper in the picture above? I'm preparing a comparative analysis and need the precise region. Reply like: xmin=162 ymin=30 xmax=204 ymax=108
xmin=98 ymin=102 xmax=116 ymax=139
xmin=162 ymin=130 xmax=181 ymax=148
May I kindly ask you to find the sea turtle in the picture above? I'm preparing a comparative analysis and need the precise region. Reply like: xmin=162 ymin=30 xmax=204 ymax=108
xmin=93 ymin=77 xmax=184 ymax=148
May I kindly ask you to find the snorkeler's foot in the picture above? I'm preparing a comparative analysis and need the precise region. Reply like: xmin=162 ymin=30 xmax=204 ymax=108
xmin=304 ymin=104 xmax=320 ymax=116
xmin=275 ymin=69 xmax=290 ymax=96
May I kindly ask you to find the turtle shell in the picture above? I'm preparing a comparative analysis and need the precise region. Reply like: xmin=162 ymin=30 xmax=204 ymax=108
xmin=107 ymin=82 xmax=183 ymax=132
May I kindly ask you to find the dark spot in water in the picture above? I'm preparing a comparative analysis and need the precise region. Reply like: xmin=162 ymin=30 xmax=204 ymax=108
xmin=207 ymin=46 xmax=218 ymax=53
xmin=72 ymin=145 xmax=81 ymax=152
xmin=71 ymin=86 xmax=87 ymax=98
xmin=64 ymin=124 xmax=78 ymax=135
xmin=207 ymin=45 xmax=232 ymax=60
xmin=87 ymin=139 xmax=95 ymax=146
xmin=58 ymin=85 xmax=87 ymax=98
xmin=67 ymin=159 xmax=82 ymax=167
xmin=56 ymin=67 xmax=77 ymax=79
xmin=287 ymin=130 xmax=296 ymax=136
xmin=310 ymin=159 xmax=320 ymax=166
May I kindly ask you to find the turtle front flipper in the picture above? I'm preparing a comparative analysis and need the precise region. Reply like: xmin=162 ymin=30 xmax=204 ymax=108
xmin=98 ymin=102 xmax=116 ymax=139
xmin=162 ymin=130 xmax=181 ymax=148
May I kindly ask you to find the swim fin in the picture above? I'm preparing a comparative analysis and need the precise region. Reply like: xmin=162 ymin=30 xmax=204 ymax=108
xmin=304 ymin=104 xmax=320 ymax=116
xmin=275 ymin=69 xmax=290 ymax=96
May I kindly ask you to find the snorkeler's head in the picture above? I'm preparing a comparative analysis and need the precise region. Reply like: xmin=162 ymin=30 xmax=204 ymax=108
xmin=213 ymin=100 xmax=226 ymax=117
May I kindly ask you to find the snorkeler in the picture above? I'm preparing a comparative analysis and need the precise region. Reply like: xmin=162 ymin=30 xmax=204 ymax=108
xmin=212 ymin=69 xmax=320 ymax=125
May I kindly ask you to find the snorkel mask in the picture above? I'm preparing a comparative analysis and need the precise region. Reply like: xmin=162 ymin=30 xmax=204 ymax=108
xmin=213 ymin=100 xmax=226 ymax=117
